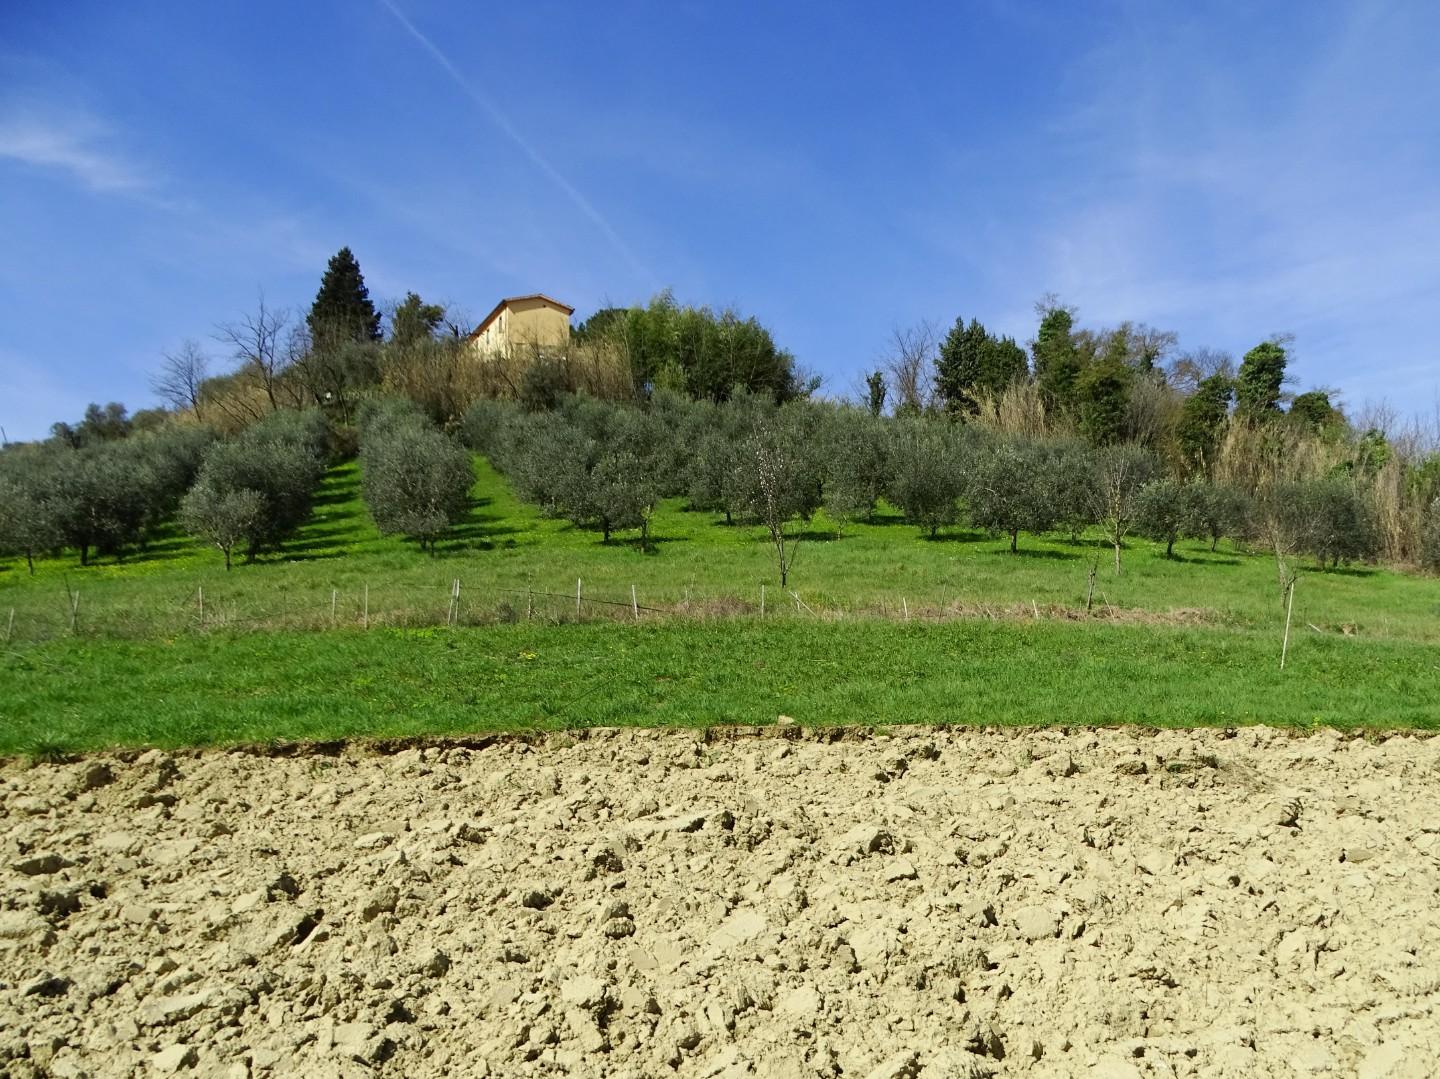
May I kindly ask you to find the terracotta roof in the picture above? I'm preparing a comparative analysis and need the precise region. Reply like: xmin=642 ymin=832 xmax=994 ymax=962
xmin=467 ymin=294 xmax=575 ymax=340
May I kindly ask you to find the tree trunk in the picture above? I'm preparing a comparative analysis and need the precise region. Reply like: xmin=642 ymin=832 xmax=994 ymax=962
xmin=223 ymin=547 xmax=232 ymax=571
xmin=724 ymin=510 xmax=732 ymax=526
xmin=79 ymin=543 xmax=89 ymax=567
xmin=1166 ymin=535 xmax=1176 ymax=559
xmin=1113 ymin=539 xmax=1122 ymax=575
xmin=1009 ymin=530 xmax=1018 ymax=553
xmin=1211 ymin=535 xmax=1219 ymax=552
xmin=26 ymin=551 xmax=34 ymax=575
xmin=602 ymin=521 xmax=611 ymax=543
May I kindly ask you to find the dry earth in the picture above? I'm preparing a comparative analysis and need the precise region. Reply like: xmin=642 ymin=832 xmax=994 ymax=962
xmin=2 ymin=725 xmax=1439 ymax=1078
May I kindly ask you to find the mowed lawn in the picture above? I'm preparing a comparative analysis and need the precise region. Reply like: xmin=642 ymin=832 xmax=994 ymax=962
xmin=2 ymin=456 xmax=1438 ymax=752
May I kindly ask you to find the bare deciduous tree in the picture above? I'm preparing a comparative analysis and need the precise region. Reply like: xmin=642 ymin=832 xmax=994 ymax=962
xmin=151 ymin=340 xmax=211 ymax=420
xmin=215 ymin=296 xmax=291 ymax=413
xmin=885 ymin=320 xmax=937 ymax=416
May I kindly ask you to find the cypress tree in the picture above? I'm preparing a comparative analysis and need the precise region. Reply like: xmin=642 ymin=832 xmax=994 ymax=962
xmin=307 ymin=247 xmax=381 ymax=351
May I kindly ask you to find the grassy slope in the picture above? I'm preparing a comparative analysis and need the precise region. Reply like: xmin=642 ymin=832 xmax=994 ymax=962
xmin=3 ymin=621 xmax=1435 ymax=753
xmin=1 ymin=456 xmax=1437 ymax=751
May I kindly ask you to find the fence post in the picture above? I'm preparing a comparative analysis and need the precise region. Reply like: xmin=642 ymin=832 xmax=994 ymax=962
xmin=363 ymin=583 xmax=369 ymax=630
xmin=526 ymin=587 xmax=533 ymax=622
xmin=902 ymin=597 xmax=908 ymax=622
xmin=760 ymin=584 xmax=766 ymax=618
xmin=331 ymin=588 xmax=337 ymax=627
xmin=1280 ymin=578 xmax=1296 ymax=670
xmin=69 ymin=590 xmax=80 ymax=634
xmin=5 ymin=608 xmax=13 ymax=644
xmin=198 ymin=586 xmax=204 ymax=627
xmin=576 ymin=578 xmax=582 ymax=620
xmin=631 ymin=584 xmax=639 ymax=621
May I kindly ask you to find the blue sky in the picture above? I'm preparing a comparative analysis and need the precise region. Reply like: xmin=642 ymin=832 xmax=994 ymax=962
xmin=3 ymin=1 xmax=1438 ymax=441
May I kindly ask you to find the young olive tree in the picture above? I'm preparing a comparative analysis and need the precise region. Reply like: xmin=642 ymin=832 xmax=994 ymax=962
xmin=1190 ymin=483 xmax=1251 ymax=552
xmin=1089 ymin=444 xmax=1159 ymax=574
xmin=731 ymin=415 xmax=822 ymax=587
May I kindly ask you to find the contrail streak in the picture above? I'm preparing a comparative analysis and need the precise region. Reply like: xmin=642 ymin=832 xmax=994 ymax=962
xmin=379 ymin=0 xmax=654 ymax=286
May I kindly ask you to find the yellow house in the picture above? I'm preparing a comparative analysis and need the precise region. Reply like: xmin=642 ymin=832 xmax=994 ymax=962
xmin=466 ymin=294 xmax=574 ymax=357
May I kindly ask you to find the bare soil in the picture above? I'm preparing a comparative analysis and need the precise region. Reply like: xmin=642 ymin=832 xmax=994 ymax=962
xmin=2 ymin=725 xmax=1438 ymax=1078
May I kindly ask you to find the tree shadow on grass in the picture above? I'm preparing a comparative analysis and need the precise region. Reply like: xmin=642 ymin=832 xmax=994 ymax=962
xmin=1004 ymin=547 xmax=1085 ymax=561
xmin=1308 ymin=565 xmax=1379 ymax=579
xmin=1170 ymin=553 xmax=1242 ymax=566
xmin=921 ymin=530 xmax=989 ymax=544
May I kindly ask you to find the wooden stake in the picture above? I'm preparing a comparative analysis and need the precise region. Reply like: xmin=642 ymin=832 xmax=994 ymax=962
xmin=902 ymin=597 xmax=909 ymax=622
xmin=1032 ymin=599 xmax=1040 ymax=619
xmin=197 ymin=586 xmax=204 ymax=626
xmin=1280 ymin=578 xmax=1296 ymax=670
xmin=576 ymin=578 xmax=582 ymax=619
xmin=331 ymin=588 xmax=337 ymax=626
xmin=1085 ymin=560 xmax=1097 ymax=613
xmin=69 ymin=590 xmax=80 ymax=634
xmin=5 ymin=608 xmax=13 ymax=644
xmin=760 ymin=584 xmax=766 ymax=618
xmin=526 ymin=588 xmax=533 ymax=621
xmin=363 ymin=583 xmax=369 ymax=630
xmin=631 ymin=584 xmax=639 ymax=621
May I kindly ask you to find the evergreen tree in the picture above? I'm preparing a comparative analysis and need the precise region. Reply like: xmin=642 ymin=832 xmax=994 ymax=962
xmin=1234 ymin=340 xmax=1287 ymax=421
xmin=1288 ymin=389 xmax=1341 ymax=431
xmin=307 ymin=247 xmax=381 ymax=351
xmin=865 ymin=371 xmax=887 ymax=416
xmin=390 ymin=292 xmax=446 ymax=349
xmin=937 ymin=318 xmax=1029 ymax=414
xmin=1176 ymin=373 xmax=1232 ymax=474
xmin=1032 ymin=305 xmax=1081 ymax=413
xmin=1076 ymin=335 xmax=1132 ymax=446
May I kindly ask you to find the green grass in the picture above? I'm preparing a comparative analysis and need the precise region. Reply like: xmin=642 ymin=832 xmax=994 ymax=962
xmin=1 ymin=455 xmax=1437 ymax=750
xmin=1 ymin=619 xmax=1435 ymax=754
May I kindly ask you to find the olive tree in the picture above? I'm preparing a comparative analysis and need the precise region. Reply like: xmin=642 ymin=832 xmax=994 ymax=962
xmin=0 ymin=469 xmax=62 ymax=574
xmin=362 ymin=424 xmax=473 ymax=552
xmin=887 ymin=421 xmax=966 ymax=538
xmin=179 ymin=485 xmax=263 ymax=570
xmin=965 ymin=435 xmax=1072 ymax=552
xmin=821 ymin=408 xmax=890 ymax=529
xmin=1135 ymin=479 xmax=1204 ymax=559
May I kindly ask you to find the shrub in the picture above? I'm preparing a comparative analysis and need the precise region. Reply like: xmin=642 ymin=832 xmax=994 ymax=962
xmin=179 ymin=486 xmax=264 ymax=570
xmin=1136 ymin=479 xmax=1203 ymax=558
xmin=1421 ymin=499 xmax=1440 ymax=573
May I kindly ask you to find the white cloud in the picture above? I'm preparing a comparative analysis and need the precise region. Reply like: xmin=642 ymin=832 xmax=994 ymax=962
xmin=0 ymin=107 xmax=148 ymax=192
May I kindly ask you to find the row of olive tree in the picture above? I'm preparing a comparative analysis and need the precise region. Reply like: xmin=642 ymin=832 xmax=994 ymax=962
xmin=357 ymin=399 xmax=474 ymax=552
xmin=0 ymin=426 xmax=214 ymax=571
xmin=179 ymin=410 xmax=329 ymax=569
xmin=463 ymin=393 xmax=1383 ymax=585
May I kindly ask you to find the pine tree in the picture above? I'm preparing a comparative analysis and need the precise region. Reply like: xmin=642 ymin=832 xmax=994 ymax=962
xmin=390 ymin=292 xmax=446 ymax=349
xmin=1234 ymin=340 xmax=1287 ymax=421
xmin=307 ymin=247 xmax=381 ymax=351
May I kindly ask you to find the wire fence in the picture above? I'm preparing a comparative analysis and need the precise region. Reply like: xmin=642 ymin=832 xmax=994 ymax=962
xmin=0 ymin=570 xmax=1217 ymax=649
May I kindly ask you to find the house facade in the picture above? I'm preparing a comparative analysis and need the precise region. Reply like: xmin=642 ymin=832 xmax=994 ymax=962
xmin=466 ymin=294 xmax=574 ymax=357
